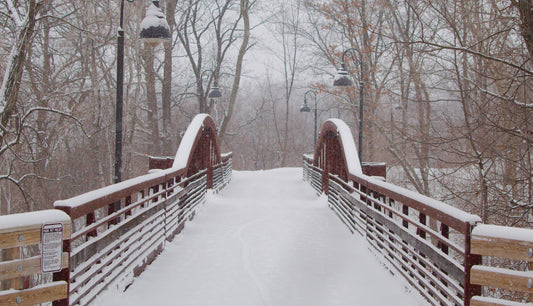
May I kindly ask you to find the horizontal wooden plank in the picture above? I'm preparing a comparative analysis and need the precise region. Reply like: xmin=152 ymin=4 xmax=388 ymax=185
xmin=471 ymin=235 xmax=533 ymax=261
xmin=471 ymin=265 xmax=533 ymax=294
xmin=0 ymin=281 xmax=67 ymax=305
xmin=0 ymin=223 xmax=71 ymax=249
xmin=0 ymin=253 xmax=69 ymax=281
xmin=343 ymin=186 xmax=466 ymax=285
xmin=471 ymin=295 xmax=530 ymax=306
xmin=0 ymin=210 xmax=71 ymax=234
xmin=53 ymin=171 xmax=174 ymax=219
xmin=348 ymin=173 xmax=479 ymax=233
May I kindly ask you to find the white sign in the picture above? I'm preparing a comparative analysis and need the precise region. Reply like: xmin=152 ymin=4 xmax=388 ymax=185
xmin=41 ymin=223 xmax=63 ymax=273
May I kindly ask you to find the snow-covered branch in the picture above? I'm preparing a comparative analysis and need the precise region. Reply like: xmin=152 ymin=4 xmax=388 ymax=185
xmin=479 ymin=87 xmax=533 ymax=108
xmin=1 ymin=1 xmax=43 ymax=145
xmin=5 ymin=0 xmax=23 ymax=26
xmin=409 ymin=40 xmax=533 ymax=76
xmin=510 ymin=200 xmax=533 ymax=209
xmin=0 ymin=107 xmax=90 ymax=156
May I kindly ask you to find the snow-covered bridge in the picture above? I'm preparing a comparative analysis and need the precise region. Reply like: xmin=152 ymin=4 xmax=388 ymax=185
xmin=1 ymin=115 xmax=532 ymax=306
xmin=94 ymin=168 xmax=426 ymax=305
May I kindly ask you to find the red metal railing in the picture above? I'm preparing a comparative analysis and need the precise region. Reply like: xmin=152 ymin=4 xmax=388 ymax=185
xmin=53 ymin=168 xmax=200 ymax=305
xmin=47 ymin=114 xmax=232 ymax=305
xmin=213 ymin=153 xmax=233 ymax=192
xmin=303 ymin=157 xmax=482 ymax=305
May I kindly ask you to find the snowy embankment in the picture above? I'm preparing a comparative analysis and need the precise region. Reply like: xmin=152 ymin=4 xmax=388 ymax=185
xmin=94 ymin=168 xmax=427 ymax=306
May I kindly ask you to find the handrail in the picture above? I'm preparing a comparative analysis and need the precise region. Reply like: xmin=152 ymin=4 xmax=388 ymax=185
xmin=347 ymin=172 xmax=480 ymax=233
xmin=0 ymin=210 xmax=71 ymax=306
xmin=302 ymin=117 xmax=486 ymax=305
xmin=54 ymin=168 xmax=184 ymax=220
xmin=53 ymin=166 xmax=213 ymax=305
xmin=304 ymin=157 xmax=481 ymax=305
xmin=51 ymin=161 xmax=232 ymax=305
xmin=48 ymin=114 xmax=232 ymax=305
xmin=303 ymin=114 xmax=533 ymax=306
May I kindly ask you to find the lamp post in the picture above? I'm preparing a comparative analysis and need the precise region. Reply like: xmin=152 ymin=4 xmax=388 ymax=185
xmin=114 ymin=0 xmax=171 ymax=185
xmin=200 ymin=69 xmax=222 ymax=113
xmin=333 ymin=48 xmax=364 ymax=163
xmin=300 ymin=90 xmax=318 ymax=150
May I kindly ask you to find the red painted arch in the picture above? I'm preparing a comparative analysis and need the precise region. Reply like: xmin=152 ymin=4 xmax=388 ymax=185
xmin=313 ymin=119 xmax=362 ymax=193
xmin=172 ymin=114 xmax=221 ymax=187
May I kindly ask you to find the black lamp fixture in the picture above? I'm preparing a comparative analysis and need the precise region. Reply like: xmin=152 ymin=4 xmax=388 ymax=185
xmin=201 ymin=70 xmax=222 ymax=111
xmin=207 ymin=80 xmax=222 ymax=103
xmin=333 ymin=62 xmax=354 ymax=87
xmin=300 ymin=98 xmax=311 ymax=113
xmin=333 ymin=48 xmax=364 ymax=163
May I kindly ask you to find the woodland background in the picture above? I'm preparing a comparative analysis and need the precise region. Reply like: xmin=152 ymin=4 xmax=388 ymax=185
xmin=1 ymin=0 xmax=532 ymax=228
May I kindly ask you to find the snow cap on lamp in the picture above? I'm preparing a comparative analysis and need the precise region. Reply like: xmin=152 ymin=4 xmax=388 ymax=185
xmin=140 ymin=1 xmax=171 ymax=47
xmin=333 ymin=63 xmax=354 ymax=87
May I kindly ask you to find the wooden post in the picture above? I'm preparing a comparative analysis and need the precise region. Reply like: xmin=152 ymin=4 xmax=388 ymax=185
xmin=529 ymin=261 xmax=533 ymax=302
xmin=53 ymin=238 xmax=71 ymax=306
xmin=87 ymin=212 xmax=97 ymax=239
xmin=417 ymin=213 xmax=426 ymax=239
xmin=438 ymin=224 xmax=449 ymax=254
xmin=206 ymin=135 xmax=213 ymax=188
xmin=463 ymin=223 xmax=481 ymax=306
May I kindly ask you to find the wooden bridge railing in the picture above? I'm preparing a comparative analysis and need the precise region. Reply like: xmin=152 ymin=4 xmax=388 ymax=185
xmin=0 ymin=114 xmax=232 ymax=305
xmin=304 ymin=157 xmax=481 ymax=305
xmin=469 ymin=225 xmax=533 ymax=305
xmin=213 ymin=153 xmax=233 ymax=192
xmin=53 ymin=168 xmax=209 ymax=305
xmin=303 ymin=118 xmax=533 ymax=306
xmin=0 ymin=210 xmax=71 ymax=305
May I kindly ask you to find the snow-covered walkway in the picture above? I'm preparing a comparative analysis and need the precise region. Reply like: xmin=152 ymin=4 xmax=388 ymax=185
xmin=95 ymin=168 xmax=426 ymax=306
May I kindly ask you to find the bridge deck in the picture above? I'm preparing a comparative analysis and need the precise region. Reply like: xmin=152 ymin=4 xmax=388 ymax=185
xmin=94 ymin=168 xmax=426 ymax=305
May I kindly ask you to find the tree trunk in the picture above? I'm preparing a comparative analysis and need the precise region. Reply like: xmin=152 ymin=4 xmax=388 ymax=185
xmin=218 ymin=0 xmax=251 ymax=141
xmin=143 ymin=45 xmax=160 ymax=155
xmin=0 ymin=1 xmax=43 ymax=146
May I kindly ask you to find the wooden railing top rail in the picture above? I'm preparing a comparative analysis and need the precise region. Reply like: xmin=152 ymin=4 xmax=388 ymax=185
xmin=54 ymin=168 xmax=185 ymax=219
xmin=0 ymin=210 xmax=71 ymax=236
xmin=220 ymin=152 xmax=233 ymax=161
xmin=348 ymin=172 xmax=481 ymax=233
xmin=472 ymin=224 xmax=533 ymax=251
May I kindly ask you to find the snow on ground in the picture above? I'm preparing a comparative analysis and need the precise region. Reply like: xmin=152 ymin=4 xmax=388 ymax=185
xmin=94 ymin=168 xmax=427 ymax=306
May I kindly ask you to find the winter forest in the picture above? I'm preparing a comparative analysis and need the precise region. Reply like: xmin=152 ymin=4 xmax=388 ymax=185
xmin=0 ymin=0 xmax=532 ymax=228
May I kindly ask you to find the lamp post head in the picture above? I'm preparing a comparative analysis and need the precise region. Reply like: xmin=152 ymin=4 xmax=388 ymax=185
xmin=333 ymin=63 xmax=354 ymax=87
xmin=140 ymin=1 xmax=171 ymax=47
xmin=300 ymin=97 xmax=311 ymax=112
xmin=208 ymin=85 xmax=222 ymax=103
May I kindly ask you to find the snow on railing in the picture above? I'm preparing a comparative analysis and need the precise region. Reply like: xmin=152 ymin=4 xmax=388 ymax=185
xmin=328 ymin=171 xmax=480 ymax=305
xmin=303 ymin=118 xmax=488 ymax=306
xmin=303 ymin=118 xmax=533 ymax=306
xmin=213 ymin=153 xmax=233 ymax=193
xmin=49 ymin=114 xmax=232 ymax=305
xmin=0 ymin=114 xmax=231 ymax=305
xmin=53 ymin=168 xmax=210 ymax=305
xmin=0 ymin=210 xmax=71 ymax=305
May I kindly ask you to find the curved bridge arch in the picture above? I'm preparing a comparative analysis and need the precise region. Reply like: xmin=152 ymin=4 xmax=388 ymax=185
xmin=172 ymin=114 xmax=221 ymax=187
xmin=313 ymin=119 xmax=362 ymax=192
